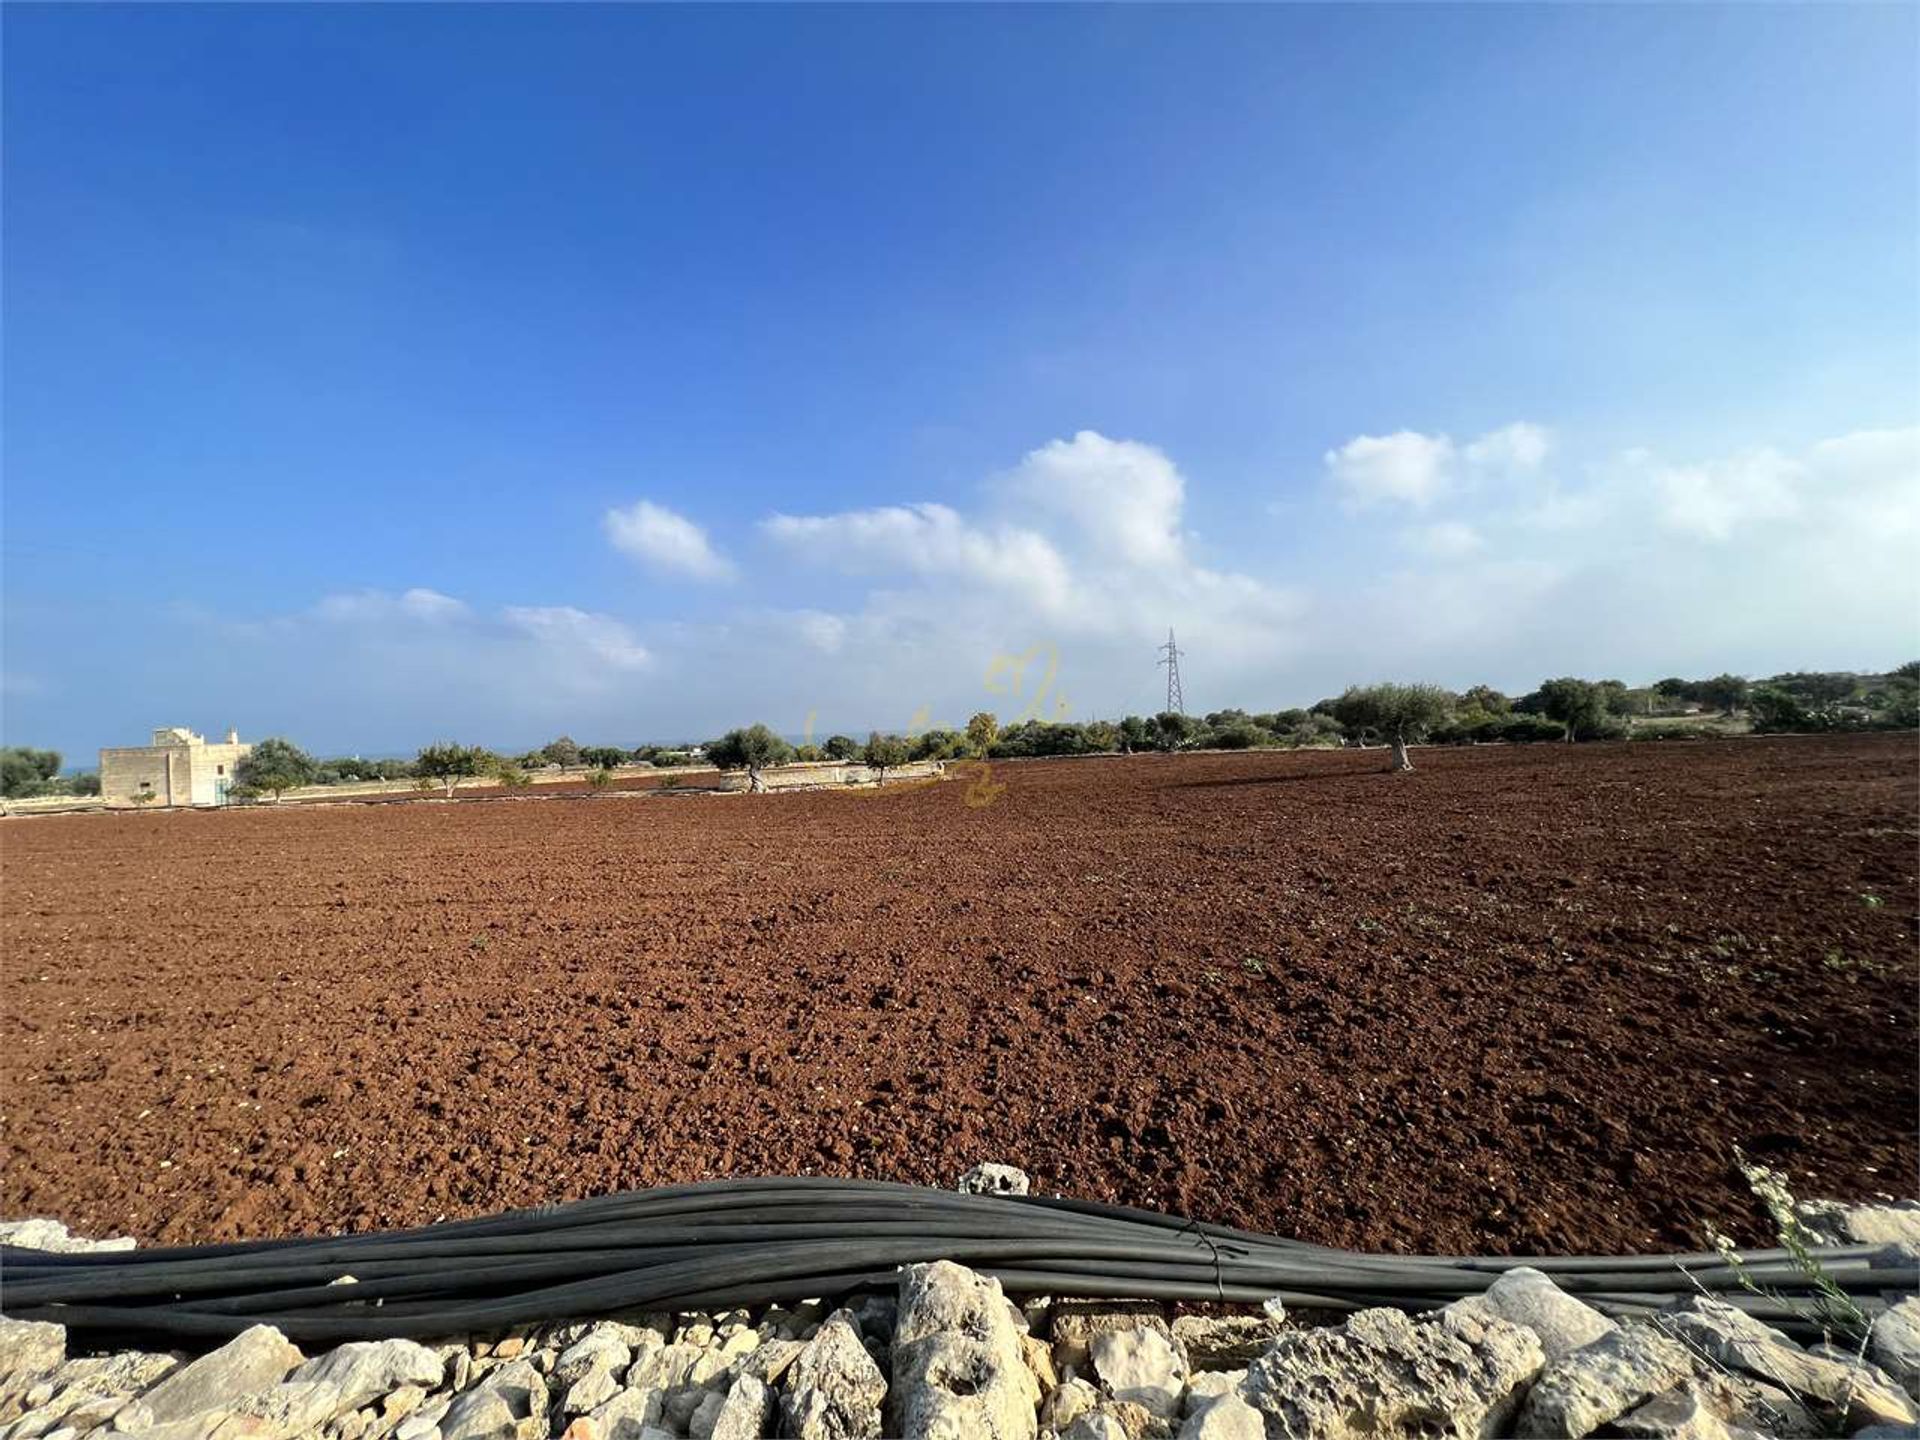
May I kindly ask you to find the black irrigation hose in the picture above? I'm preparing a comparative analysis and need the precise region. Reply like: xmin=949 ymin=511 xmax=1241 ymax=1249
xmin=2 ymin=1178 xmax=1907 ymax=1347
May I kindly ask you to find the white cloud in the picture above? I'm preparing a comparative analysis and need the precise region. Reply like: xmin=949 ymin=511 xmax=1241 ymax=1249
xmin=1326 ymin=430 xmax=1455 ymax=508
xmin=1327 ymin=421 xmax=1553 ymax=512
xmin=1464 ymin=421 xmax=1551 ymax=472
xmin=763 ymin=503 xmax=1074 ymax=615
xmin=314 ymin=587 xmax=470 ymax=623
xmin=1647 ymin=448 xmax=1803 ymax=541
xmin=1401 ymin=520 xmax=1485 ymax=559
xmin=604 ymin=500 xmax=735 ymax=581
xmin=998 ymin=430 xmax=1187 ymax=567
xmin=501 ymin=606 xmax=650 ymax=671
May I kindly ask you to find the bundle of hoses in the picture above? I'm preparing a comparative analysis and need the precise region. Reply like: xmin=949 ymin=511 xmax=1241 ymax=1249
xmin=3 ymin=1178 xmax=1909 ymax=1348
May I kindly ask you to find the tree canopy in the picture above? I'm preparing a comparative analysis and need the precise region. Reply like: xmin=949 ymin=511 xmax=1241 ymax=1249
xmin=234 ymin=737 xmax=317 ymax=800
xmin=0 ymin=747 xmax=62 ymax=798
xmin=707 ymin=724 xmax=793 ymax=791
xmin=1331 ymin=683 xmax=1451 ymax=771
xmin=415 ymin=742 xmax=491 ymax=797
xmin=863 ymin=731 xmax=911 ymax=780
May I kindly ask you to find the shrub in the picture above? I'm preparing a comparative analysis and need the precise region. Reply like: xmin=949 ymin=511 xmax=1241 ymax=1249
xmin=586 ymin=768 xmax=614 ymax=791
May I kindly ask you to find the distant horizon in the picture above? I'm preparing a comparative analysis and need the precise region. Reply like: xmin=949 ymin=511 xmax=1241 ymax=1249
xmin=46 ymin=656 xmax=1913 ymax=772
xmin=6 ymin=4 xmax=1916 ymax=759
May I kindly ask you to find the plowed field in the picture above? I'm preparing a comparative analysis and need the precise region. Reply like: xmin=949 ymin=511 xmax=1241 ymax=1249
xmin=3 ymin=736 xmax=1914 ymax=1256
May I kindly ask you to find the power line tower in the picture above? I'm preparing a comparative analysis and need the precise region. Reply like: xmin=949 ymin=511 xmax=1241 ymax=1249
xmin=1157 ymin=627 xmax=1185 ymax=716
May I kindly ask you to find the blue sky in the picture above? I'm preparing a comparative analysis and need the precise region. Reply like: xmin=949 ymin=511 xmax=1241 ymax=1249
xmin=5 ymin=3 xmax=1916 ymax=759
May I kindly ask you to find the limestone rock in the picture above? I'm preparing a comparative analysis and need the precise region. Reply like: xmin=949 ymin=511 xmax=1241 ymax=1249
xmin=0 ymin=1219 xmax=137 ymax=1254
xmin=1444 ymin=1266 xmax=1615 ymax=1364
xmin=0 ymin=1320 xmax=66 ymax=1393
xmin=1041 ymin=1377 xmax=1102 ymax=1433
xmin=733 ymin=1339 xmax=803 ymax=1387
xmin=1057 ymin=1399 xmax=1168 ymax=1440
xmin=1175 ymin=1392 xmax=1263 ymax=1440
xmin=958 ymin=1164 xmax=1032 ymax=1197
xmin=1051 ymin=1306 xmax=1174 ymax=1381
xmin=114 ymin=1325 xmax=304 ymax=1431
xmin=440 ymin=1356 xmax=550 ymax=1440
xmin=1871 ymin=1296 xmax=1920 ymax=1401
xmin=892 ymin=1260 xmax=1039 ymax=1440
xmin=1240 ymin=1304 xmax=1544 ymax=1440
xmin=1795 ymin=1201 xmax=1920 ymax=1248
xmin=1607 ymin=1383 xmax=1775 ymax=1440
xmin=1660 ymin=1296 xmax=1917 ymax=1430
xmin=563 ymin=1365 xmax=622 ymax=1415
xmin=1514 ymin=1324 xmax=1693 ymax=1437
xmin=782 ymin=1310 xmax=887 ymax=1440
xmin=1091 ymin=1328 xmax=1185 ymax=1421
xmin=687 ymin=1388 xmax=727 ymax=1440
xmin=587 ymin=1387 xmax=664 ymax=1440
xmin=1180 ymin=1370 xmax=1245 ymax=1418
xmin=1022 ymin=1334 xmax=1059 ymax=1394
xmin=708 ymin=1373 xmax=774 ymax=1440
xmin=1170 ymin=1315 xmax=1283 ymax=1371
xmin=555 ymin=1328 xmax=635 ymax=1388
xmin=287 ymin=1339 xmax=445 ymax=1413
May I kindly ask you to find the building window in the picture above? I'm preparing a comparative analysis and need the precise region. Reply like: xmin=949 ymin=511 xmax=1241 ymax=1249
xmin=139 ymin=781 xmax=152 ymax=791
xmin=217 ymin=765 xmax=225 ymax=775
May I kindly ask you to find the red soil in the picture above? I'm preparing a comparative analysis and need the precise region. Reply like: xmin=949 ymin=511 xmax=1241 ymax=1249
xmin=3 ymin=737 xmax=1914 ymax=1256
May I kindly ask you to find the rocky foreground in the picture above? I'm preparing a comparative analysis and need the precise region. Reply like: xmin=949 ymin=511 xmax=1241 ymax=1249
xmin=2 ymin=1206 xmax=1917 ymax=1440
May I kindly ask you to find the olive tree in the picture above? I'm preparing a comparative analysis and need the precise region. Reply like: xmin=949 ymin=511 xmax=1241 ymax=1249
xmin=1331 ymin=683 xmax=1451 ymax=772
xmin=863 ymin=731 xmax=911 ymax=784
xmin=707 ymin=724 xmax=792 ymax=792
xmin=234 ymin=737 xmax=316 ymax=802
xmin=1699 ymin=673 xmax=1750 ymax=716
xmin=415 ymin=742 xmax=490 ymax=798
xmin=541 ymin=735 xmax=583 ymax=767
xmin=1536 ymin=677 xmax=1607 ymax=742
xmin=965 ymin=711 xmax=999 ymax=758
xmin=0 ymin=747 xmax=61 ymax=798
xmin=823 ymin=734 xmax=860 ymax=762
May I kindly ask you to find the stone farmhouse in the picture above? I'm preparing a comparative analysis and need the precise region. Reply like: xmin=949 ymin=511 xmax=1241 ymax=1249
xmin=99 ymin=727 xmax=252 ymax=807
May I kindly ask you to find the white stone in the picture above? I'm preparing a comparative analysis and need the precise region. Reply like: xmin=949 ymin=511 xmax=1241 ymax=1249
xmin=1090 ymin=1327 xmax=1185 ymax=1420
xmin=891 ymin=1260 xmax=1038 ymax=1440
xmin=1444 ymin=1267 xmax=1616 ymax=1364
xmin=1514 ymin=1325 xmax=1693 ymax=1437
xmin=958 ymin=1164 xmax=1031 ymax=1197
xmin=781 ymin=1310 xmax=887 ymax=1440
xmin=1240 ymin=1305 xmax=1543 ymax=1440
xmin=1177 ymin=1392 xmax=1265 ymax=1440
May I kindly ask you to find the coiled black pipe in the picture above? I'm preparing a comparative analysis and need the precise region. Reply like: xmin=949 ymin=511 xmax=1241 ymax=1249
xmin=1 ymin=1178 xmax=1904 ymax=1347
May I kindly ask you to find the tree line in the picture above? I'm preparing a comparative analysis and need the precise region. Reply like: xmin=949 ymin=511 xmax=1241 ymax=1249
xmin=8 ymin=664 xmax=1912 ymax=802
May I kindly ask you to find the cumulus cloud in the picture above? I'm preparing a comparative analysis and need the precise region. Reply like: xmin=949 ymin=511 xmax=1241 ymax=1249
xmin=1464 ymin=421 xmax=1551 ymax=472
xmin=1327 ymin=422 xmax=1555 ymax=511
xmin=501 ymin=606 xmax=650 ymax=672
xmin=763 ymin=503 xmax=1074 ymax=616
xmin=997 ymin=430 xmax=1187 ymax=567
xmin=1401 ymin=520 xmax=1485 ymax=559
xmin=1325 ymin=430 xmax=1456 ymax=508
xmin=314 ymin=587 xmax=470 ymax=623
xmin=1646 ymin=448 xmax=1803 ymax=541
xmin=604 ymin=500 xmax=734 ymax=581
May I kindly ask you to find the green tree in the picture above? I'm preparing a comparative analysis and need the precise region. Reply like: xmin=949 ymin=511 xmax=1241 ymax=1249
xmin=1699 ymin=673 xmax=1750 ymax=716
xmin=1153 ymin=712 xmax=1198 ymax=751
xmin=541 ymin=735 xmax=583 ymax=767
xmin=863 ymin=731 xmax=911 ymax=783
xmin=911 ymin=728 xmax=965 ymax=761
xmin=707 ymin=724 xmax=793 ymax=792
xmin=1460 ymin=685 xmax=1511 ymax=714
xmin=415 ymin=742 xmax=489 ymax=798
xmin=234 ymin=737 xmax=316 ymax=802
xmin=68 ymin=772 xmax=102 ymax=797
xmin=793 ymin=744 xmax=825 ymax=763
xmin=965 ymin=712 xmax=999 ymax=758
xmin=579 ymin=746 xmax=627 ymax=770
xmin=1331 ymin=683 xmax=1451 ymax=772
xmin=0 ymin=747 xmax=61 ymax=798
xmin=1536 ymin=677 xmax=1607 ymax=741
xmin=823 ymin=734 xmax=860 ymax=762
